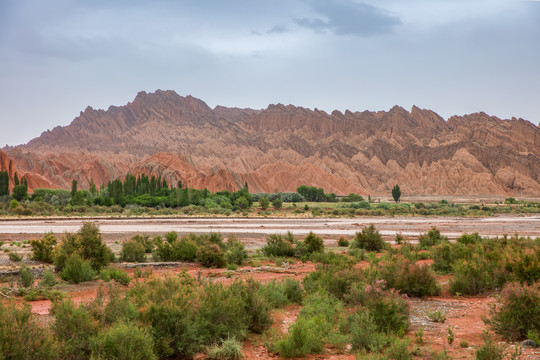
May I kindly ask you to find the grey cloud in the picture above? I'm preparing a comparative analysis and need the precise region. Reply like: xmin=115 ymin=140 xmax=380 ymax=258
xmin=296 ymin=0 xmax=402 ymax=36
xmin=267 ymin=25 xmax=291 ymax=34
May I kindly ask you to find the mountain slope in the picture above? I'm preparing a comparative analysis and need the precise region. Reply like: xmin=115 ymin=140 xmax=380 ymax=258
xmin=7 ymin=90 xmax=540 ymax=196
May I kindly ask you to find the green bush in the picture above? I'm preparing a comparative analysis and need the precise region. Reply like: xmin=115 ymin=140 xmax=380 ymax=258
xmin=197 ymin=244 xmax=226 ymax=268
xmin=304 ymin=232 xmax=324 ymax=254
xmin=173 ymin=238 xmax=199 ymax=262
xmin=380 ymin=257 xmax=440 ymax=297
xmin=225 ymin=237 xmax=247 ymax=265
xmin=9 ymin=251 xmax=22 ymax=262
xmin=61 ymin=254 xmax=95 ymax=284
xmin=273 ymin=292 xmax=344 ymax=357
xmin=120 ymin=238 xmax=147 ymax=262
xmin=384 ymin=337 xmax=412 ymax=360
xmin=449 ymin=254 xmax=507 ymax=295
xmin=31 ymin=232 xmax=57 ymax=263
xmin=418 ymin=227 xmax=447 ymax=248
xmin=40 ymin=268 xmax=58 ymax=287
xmin=19 ymin=265 xmax=34 ymax=288
xmin=207 ymin=337 xmax=244 ymax=360
xmin=347 ymin=309 xmax=387 ymax=351
xmin=258 ymin=278 xmax=303 ymax=308
xmin=261 ymin=234 xmax=295 ymax=257
xmin=0 ymin=302 xmax=57 ymax=359
xmin=100 ymin=267 xmax=131 ymax=286
xmin=485 ymin=282 xmax=540 ymax=341
xmin=337 ymin=237 xmax=349 ymax=247
xmin=53 ymin=222 xmax=114 ymax=271
xmin=90 ymin=322 xmax=156 ymax=360
xmin=351 ymin=224 xmax=385 ymax=252
xmin=475 ymin=332 xmax=505 ymax=360
xmin=303 ymin=266 xmax=363 ymax=300
xmin=51 ymin=299 xmax=100 ymax=359
xmin=505 ymin=248 xmax=540 ymax=285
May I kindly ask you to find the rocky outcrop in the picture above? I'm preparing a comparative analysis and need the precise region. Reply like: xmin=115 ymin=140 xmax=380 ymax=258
xmin=6 ymin=90 xmax=540 ymax=196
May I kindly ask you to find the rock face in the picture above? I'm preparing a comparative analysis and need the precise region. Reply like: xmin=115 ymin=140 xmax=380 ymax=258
xmin=6 ymin=90 xmax=540 ymax=196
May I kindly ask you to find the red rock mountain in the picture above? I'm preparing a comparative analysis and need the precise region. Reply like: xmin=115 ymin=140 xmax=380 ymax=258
xmin=5 ymin=90 xmax=540 ymax=196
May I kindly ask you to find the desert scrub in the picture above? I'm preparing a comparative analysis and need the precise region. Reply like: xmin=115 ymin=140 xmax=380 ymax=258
xmin=8 ymin=251 xmax=23 ymax=262
xmin=0 ymin=302 xmax=58 ymax=359
xmin=30 ymin=232 xmax=57 ymax=263
xmin=90 ymin=322 xmax=156 ymax=360
xmin=53 ymin=222 xmax=114 ymax=272
xmin=258 ymin=278 xmax=303 ymax=308
xmin=304 ymin=231 xmax=324 ymax=254
xmin=350 ymin=224 xmax=385 ymax=252
xmin=207 ymin=337 xmax=244 ymax=360
xmin=485 ymin=282 xmax=540 ymax=341
xmin=120 ymin=237 xmax=147 ymax=262
xmin=100 ymin=267 xmax=131 ymax=286
xmin=224 ymin=236 xmax=248 ymax=265
xmin=60 ymin=254 xmax=95 ymax=284
xmin=418 ymin=227 xmax=448 ymax=248
xmin=273 ymin=292 xmax=345 ymax=357
xmin=197 ymin=244 xmax=226 ymax=268
xmin=261 ymin=233 xmax=295 ymax=257
xmin=18 ymin=265 xmax=34 ymax=288
xmin=378 ymin=255 xmax=440 ymax=297
xmin=303 ymin=266 xmax=364 ymax=300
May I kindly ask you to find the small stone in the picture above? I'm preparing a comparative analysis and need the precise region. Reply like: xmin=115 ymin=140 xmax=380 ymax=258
xmin=520 ymin=339 xmax=537 ymax=348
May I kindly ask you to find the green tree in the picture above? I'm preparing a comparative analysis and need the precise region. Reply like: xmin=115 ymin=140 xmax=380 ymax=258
xmin=259 ymin=196 xmax=270 ymax=210
xmin=89 ymin=178 xmax=97 ymax=195
xmin=71 ymin=179 xmax=78 ymax=197
xmin=392 ymin=184 xmax=401 ymax=203
xmin=0 ymin=170 xmax=9 ymax=196
xmin=272 ymin=198 xmax=283 ymax=209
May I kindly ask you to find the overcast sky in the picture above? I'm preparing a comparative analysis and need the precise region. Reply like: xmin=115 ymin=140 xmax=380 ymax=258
xmin=1 ymin=0 xmax=539 ymax=147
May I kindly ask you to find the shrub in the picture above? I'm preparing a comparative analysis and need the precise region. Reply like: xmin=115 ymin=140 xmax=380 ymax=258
xmin=380 ymin=257 xmax=440 ymax=297
xmin=351 ymin=224 xmax=385 ymax=252
xmin=0 ymin=302 xmax=57 ymax=359
xmin=60 ymin=254 xmax=95 ymax=284
xmin=430 ymin=242 xmax=456 ymax=274
xmin=485 ymin=282 xmax=540 ymax=341
xmin=173 ymin=238 xmax=199 ymax=261
xmin=30 ymin=232 xmax=57 ymax=263
xmin=9 ymin=251 xmax=22 ymax=262
xmin=304 ymin=266 xmax=363 ymax=300
xmin=90 ymin=322 xmax=156 ymax=360
xmin=261 ymin=234 xmax=295 ymax=257
xmin=225 ymin=238 xmax=247 ymax=265
xmin=130 ymin=234 xmax=154 ymax=253
xmin=384 ymin=337 xmax=412 ymax=360
xmin=207 ymin=337 xmax=244 ymax=360
xmin=505 ymin=248 xmax=540 ymax=285
xmin=120 ymin=238 xmax=147 ymax=262
xmin=272 ymin=198 xmax=283 ymax=209
xmin=427 ymin=310 xmax=447 ymax=323
xmin=347 ymin=309 xmax=387 ymax=351
xmin=337 ymin=237 xmax=349 ymax=247
xmin=259 ymin=278 xmax=303 ymax=308
xmin=197 ymin=244 xmax=226 ymax=268
xmin=40 ymin=268 xmax=58 ymax=287
xmin=418 ymin=227 xmax=447 ymax=248
xmin=273 ymin=292 xmax=344 ymax=357
xmin=475 ymin=332 xmax=505 ymax=360
xmin=53 ymin=222 xmax=114 ymax=271
xmin=259 ymin=196 xmax=270 ymax=210
xmin=19 ymin=265 xmax=34 ymax=288
xmin=449 ymin=253 xmax=507 ymax=295
xmin=51 ymin=299 xmax=100 ymax=359
xmin=100 ymin=267 xmax=131 ymax=286
xmin=304 ymin=232 xmax=324 ymax=254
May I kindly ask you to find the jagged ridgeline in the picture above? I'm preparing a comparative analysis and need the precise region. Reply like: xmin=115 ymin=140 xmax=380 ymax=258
xmin=2 ymin=90 xmax=539 ymax=196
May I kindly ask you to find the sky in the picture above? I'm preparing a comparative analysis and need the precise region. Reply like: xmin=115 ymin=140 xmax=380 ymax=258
xmin=0 ymin=0 xmax=539 ymax=147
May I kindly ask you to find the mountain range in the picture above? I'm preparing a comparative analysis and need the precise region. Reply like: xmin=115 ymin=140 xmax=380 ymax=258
xmin=1 ymin=89 xmax=539 ymax=197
